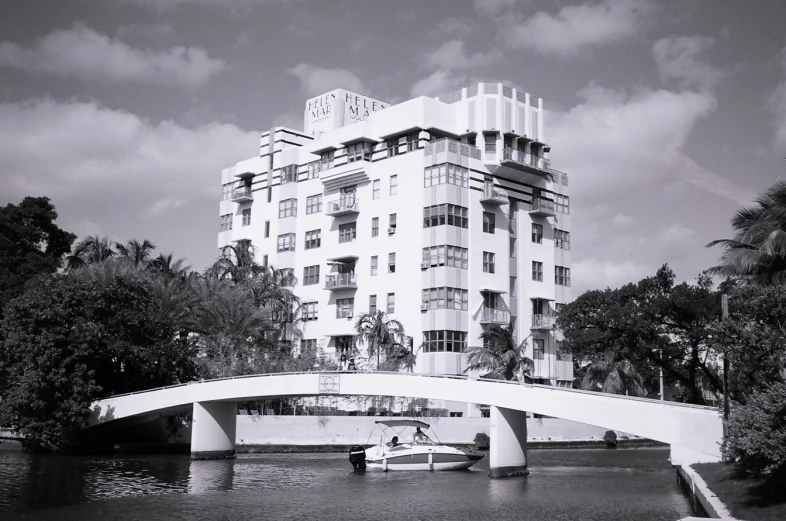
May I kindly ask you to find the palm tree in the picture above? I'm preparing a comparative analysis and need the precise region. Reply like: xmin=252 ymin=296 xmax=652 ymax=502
xmin=707 ymin=181 xmax=786 ymax=285
xmin=580 ymin=351 xmax=647 ymax=396
xmin=115 ymin=239 xmax=156 ymax=267
xmin=65 ymin=235 xmax=116 ymax=270
xmin=353 ymin=310 xmax=407 ymax=370
xmin=207 ymin=241 xmax=262 ymax=281
xmin=464 ymin=322 xmax=533 ymax=381
xmin=149 ymin=252 xmax=191 ymax=279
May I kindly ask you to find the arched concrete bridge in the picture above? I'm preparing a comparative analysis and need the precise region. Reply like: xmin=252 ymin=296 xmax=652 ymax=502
xmin=86 ymin=371 xmax=723 ymax=477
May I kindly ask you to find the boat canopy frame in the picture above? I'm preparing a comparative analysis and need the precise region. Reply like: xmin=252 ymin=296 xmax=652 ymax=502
xmin=367 ymin=419 xmax=444 ymax=446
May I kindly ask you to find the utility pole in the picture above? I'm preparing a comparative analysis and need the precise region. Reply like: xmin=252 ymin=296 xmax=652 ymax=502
xmin=721 ymin=294 xmax=730 ymax=423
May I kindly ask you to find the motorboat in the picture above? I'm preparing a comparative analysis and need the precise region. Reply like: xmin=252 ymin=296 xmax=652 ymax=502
xmin=348 ymin=419 xmax=484 ymax=472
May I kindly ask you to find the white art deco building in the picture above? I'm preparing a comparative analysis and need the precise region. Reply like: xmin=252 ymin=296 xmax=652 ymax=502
xmin=218 ymin=83 xmax=573 ymax=416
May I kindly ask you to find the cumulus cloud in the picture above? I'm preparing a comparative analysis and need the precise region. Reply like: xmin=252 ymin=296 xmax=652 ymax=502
xmin=146 ymin=197 xmax=187 ymax=218
xmin=503 ymin=0 xmax=651 ymax=57
xmin=423 ymin=40 xmax=502 ymax=70
xmin=0 ymin=23 xmax=224 ymax=88
xmin=653 ymin=35 xmax=726 ymax=90
xmin=410 ymin=69 xmax=468 ymax=98
xmin=288 ymin=63 xmax=367 ymax=97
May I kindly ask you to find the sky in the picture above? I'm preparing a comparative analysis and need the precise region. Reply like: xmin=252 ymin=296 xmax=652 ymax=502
xmin=1 ymin=0 xmax=785 ymax=296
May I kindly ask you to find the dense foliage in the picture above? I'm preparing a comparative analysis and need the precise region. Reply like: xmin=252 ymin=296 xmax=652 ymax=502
xmin=0 ymin=197 xmax=76 ymax=314
xmin=463 ymin=321 xmax=533 ymax=381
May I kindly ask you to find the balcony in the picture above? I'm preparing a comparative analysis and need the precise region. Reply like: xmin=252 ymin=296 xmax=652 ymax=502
xmin=325 ymin=197 xmax=359 ymax=217
xmin=325 ymin=273 xmax=358 ymax=291
xmin=480 ymin=307 xmax=509 ymax=325
xmin=529 ymin=198 xmax=556 ymax=217
xmin=231 ymin=187 xmax=253 ymax=203
xmin=531 ymin=314 xmax=556 ymax=331
xmin=500 ymin=147 xmax=552 ymax=178
xmin=480 ymin=185 xmax=508 ymax=205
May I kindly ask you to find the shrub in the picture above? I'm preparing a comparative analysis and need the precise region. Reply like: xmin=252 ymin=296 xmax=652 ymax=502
xmin=474 ymin=432 xmax=490 ymax=449
xmin=723 ymin=382 xmax=786 ymax=480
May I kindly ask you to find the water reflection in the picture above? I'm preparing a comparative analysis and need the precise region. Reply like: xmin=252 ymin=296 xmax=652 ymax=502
xmin=0 ymin=449 xmax=694 ymax=521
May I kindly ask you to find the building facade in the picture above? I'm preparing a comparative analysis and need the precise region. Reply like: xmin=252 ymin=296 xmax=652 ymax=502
xmin=218 ymin=83 xmax=573 ymax=415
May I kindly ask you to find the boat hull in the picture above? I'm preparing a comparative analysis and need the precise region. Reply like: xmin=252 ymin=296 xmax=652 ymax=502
xmin=365 ymin=451 xmax=484 ymax=472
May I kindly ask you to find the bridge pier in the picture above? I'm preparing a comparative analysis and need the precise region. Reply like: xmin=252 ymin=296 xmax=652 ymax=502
xmin=489 ymin=406 xmax=528 ymax=478
xmin=191 ymin=401 xmax=237 ymax=460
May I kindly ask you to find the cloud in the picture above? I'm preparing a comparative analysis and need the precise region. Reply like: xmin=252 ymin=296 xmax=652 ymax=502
xmin=288 ymin=63 xmax=366 ymax=97
xmin=410 ymin=69 xmax=468 ymax=98
xmin=474 ymin=0 xmax=519 ymax=16
xmin=503 ymin=0 xmax=651 ymax=57
xmin=549 ymin=83 xmax=754 ymax=205
xmin=116 ymin=23 xmax=177 ymax=42
xmin=769 ymin=47 xmax=786 ymax=151
xmin=423 ymin=40 xmax=502 ymax=70
xmin=116 ymin=0 xmax=291 ymax=10
xmin=0 ymin=23 xmax=224 ymax=88
xmin=146 ymin=197 xmax=186 ymax=218
xmin=611 ymin=213 xmax=637 ymax=228
xmin=435 ymin=18 xmax=477 ymax=35
xmin=652 ymin=35 xmax=726 ymax=90
xmin=572 ymin=258 xmax=655 ymax=294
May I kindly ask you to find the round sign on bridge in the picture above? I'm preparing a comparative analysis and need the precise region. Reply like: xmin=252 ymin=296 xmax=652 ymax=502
xmin=318 ymin=374 xmax=340 ymax=394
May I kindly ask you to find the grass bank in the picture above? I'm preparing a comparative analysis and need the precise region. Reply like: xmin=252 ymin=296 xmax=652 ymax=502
xmin=693 ymin=463 xmax=786 ymax=521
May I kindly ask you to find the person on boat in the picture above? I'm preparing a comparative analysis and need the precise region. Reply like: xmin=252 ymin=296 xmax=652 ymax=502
xmin=413 ymin=427 xmax=427 ymax=443
xmin=387 ymin=436 xmax=399 ymax=448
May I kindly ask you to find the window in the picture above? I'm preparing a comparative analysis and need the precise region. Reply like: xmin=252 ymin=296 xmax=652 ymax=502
xmin=278 ymin=198 xmax=297 ymax=218
xmin=306 ymin=194 xmax=322 ymax=214
xmin=370 ymin=255 xmax=378 ymax=276
xmin=388 ymin=213 xmax=396 ymax=235
xmin=390 ymin=175 xmax=398 ymax=195
xmin=422 ymin=331 xmax=467 ymax=353
xmin=303 ymin=265 xmax=320 ymax=285
xmin=305 ymin=229 xmax=321 ymax=249
xmin=556 ymin=266 xmax=571 ymax=287
xmin=308 ymin=161 xmax=320 ymax=179
xmin=386 ymin=138 xmax=399 ymax=157
xmin=422 ymin=245 xmax=468 ymax=269
xmin=532 ymin=261 xmax=543 ymax=281
xmin=280 ymin=164 xmax=296 ymax=184
xmin=339 ymin=222 xmax=357 ymax=243
xmin=510 ymin=237 xmax=516 ymax=258
xmin=483 ymin=211 xmax=495 ymax=233
xmin=483 ymin=251 xmax=495 ymax=273
xmin=222 ymin=182 xmax=233 ymax=200
xmin=369 ymin=295 xmax=377 ymax=314
xmin=423 ymin=204 xmax=469 ymax=229
xmin=336 ymin=298 xmax=354 ymax=318
xmin=335 ymin=335 xmax=353 ymax=355
xmin=533 ymin=338 xmax=545 ymax=360
xmin=320 ymin=150 xmax=334 ymax=170
xmin=421 ymin=287 xmax=468 ymax=310
xmin=532 ymin=223 xmax=543 ymax=244
xmin=302 ymin=302 xmax=318 ymax=321
xmin=388 ymin=252 xmax=396 ymax=273
xmin=371 ymin=217 xmax=379 ymax=237
xmin=555 ymin=229 xmax=570 ymax=250
xmin=372 ymin=179 xmax=380 ymax=199
xmin=277 ymin=233 xmax=296 ymax=252
xmin=242 ymin=208 xmax=251 ymax=226
xmin=423 ymin=163 xmax=469 ymax=188
xmin=262 ymin=254 xmax=268 ymax=267
xmin=387 ymin=293 xmax=395 ymax=313
xmin=347 ymin=142 xmax=372 ymax=162
xmin=220 ymin=214 xmax=233 ymax=231
xmin=484 ymin=133 xmax=496 ymax=154
xmin=555 ymin=194 xmax=570 ymax=214
xmin=264 ymin=221 xmax=270 ymax=238
xmin=406 ymin=132 xmax=418 ymax=152
xmin=301 ymin=338 xmax=317 ymax=352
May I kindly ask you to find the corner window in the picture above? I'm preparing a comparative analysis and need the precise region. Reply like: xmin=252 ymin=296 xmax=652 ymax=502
xmin=278 ymin=198 xmax=297 ymax=218
xmin=277 ymin=233 xmax=296 ymax=252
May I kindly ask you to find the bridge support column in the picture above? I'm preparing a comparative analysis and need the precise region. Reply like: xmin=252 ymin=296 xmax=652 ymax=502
xmin=489 ymin=406 xmax=528 ymax=478
xmin=191 ymin=401 xmax=236 ymax=460
xmin=670 ymin=445 xmax=722 ymax=466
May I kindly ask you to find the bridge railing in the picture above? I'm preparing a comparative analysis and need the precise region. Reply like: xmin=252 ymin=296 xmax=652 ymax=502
xmin=99 ymin=371 xmax=720 ymax=412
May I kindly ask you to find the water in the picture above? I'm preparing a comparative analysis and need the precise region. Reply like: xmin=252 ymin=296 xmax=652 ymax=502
xmin=0 ymin=448 xmax=694 ymax=520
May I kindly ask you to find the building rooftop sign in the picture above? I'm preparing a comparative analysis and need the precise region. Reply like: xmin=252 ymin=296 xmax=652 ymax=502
xmin=303 ymin=88 xmax=389 ymax=135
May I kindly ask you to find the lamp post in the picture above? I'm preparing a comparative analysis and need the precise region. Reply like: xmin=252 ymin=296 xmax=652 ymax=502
xmin=659 ymin=347 xmax=665 ymax=401
xmin=721 ymin=294 xmax=730 ymax=423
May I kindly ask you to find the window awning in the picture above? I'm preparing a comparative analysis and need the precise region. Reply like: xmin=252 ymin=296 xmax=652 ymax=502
xmin=481 ymin=288 xmax=507 ymax=294
xmin=327 ymin=255 xmax=358 ymax=264
xmin=310 ymin=143 xmax=338 ymax=155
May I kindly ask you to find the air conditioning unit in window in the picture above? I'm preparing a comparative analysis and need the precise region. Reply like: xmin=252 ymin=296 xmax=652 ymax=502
xmin=388 ymin=227 xmax=396 ymax=235
xmin=420 ymin=303 xmax=429 ymax=311
xmin=341 ymin=311 xmax=354 ymax=319
xmin=420 ymin=261 xmax=430 ymax=270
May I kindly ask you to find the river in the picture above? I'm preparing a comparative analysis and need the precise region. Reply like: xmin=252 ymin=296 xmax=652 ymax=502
xmin=0 ymin=447 xmax=694 ymax=520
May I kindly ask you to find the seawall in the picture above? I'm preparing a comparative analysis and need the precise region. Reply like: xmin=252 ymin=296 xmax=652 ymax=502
xmin=677 ymin=464 xmax=736 ymax=519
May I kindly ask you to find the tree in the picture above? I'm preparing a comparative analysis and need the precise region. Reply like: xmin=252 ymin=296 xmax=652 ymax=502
xmin=353 ymin=311 xmax=407 ymax=370
xmin=149 ymin=252 xmax=191 ymax=279
xmin=581 ymin=351 xmax=647 ymax=396
xmin=0 ymin=275 xmax=199 ymax=448
xmin=707 ymin=181 xmax=786 ymax=285
xmin=0 ymin=196 xmax=76 ymax=313
xmin=65 ymin=235 xmax=116 ymax=270
xmin=115 ymin=238 xmax=156 ymax=267
xmin=464 ymin=322 xmax=533 ymax=382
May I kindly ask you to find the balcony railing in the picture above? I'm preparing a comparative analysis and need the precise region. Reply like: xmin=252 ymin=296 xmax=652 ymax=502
xmin=231 ymin=187 xmax=253 ymax=203
xmin=480 ymin=307 xmax=509 ymax=324
xmin=531 ymin=314 xmax=556 ymax=330
xmin=325 ymin=197 xmax=359 ymax=216
xmin=501 ymin=147 xmax=552 ymax=176
xmin=480 ymin=185 xmax=508 ymax=205
xmin=325 ymin=273 xmax=358 ymax=291
xmin=529 ymin=198 xmax=556 ymax=217
xmin=424 ymin=138 xmax=481 ymax=160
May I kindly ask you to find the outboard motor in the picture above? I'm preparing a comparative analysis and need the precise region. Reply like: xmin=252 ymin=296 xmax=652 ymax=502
xmin=349 ymin=446 xmax=366 ymax=470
